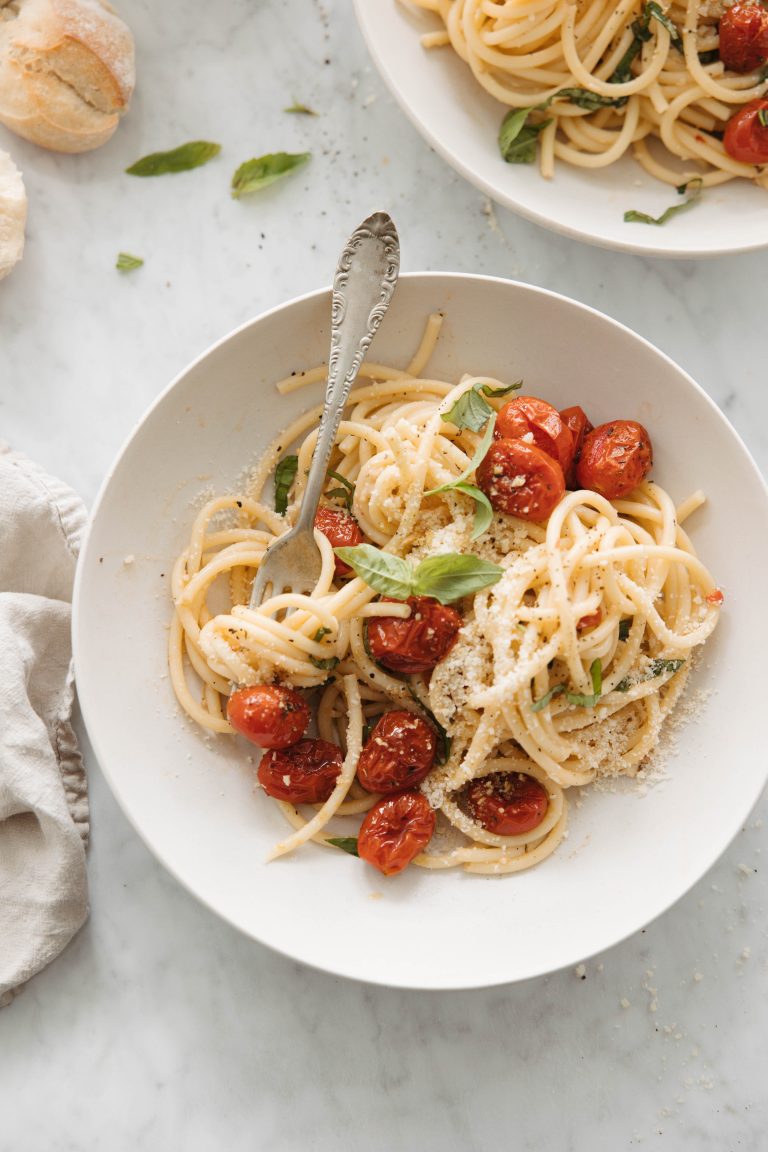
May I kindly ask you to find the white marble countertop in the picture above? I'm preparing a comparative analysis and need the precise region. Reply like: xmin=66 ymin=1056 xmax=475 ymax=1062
xmin=1 ymin=1 xmax=766 ymax=1148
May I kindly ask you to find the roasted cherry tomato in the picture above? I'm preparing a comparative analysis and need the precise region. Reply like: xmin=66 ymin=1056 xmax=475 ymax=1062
xmin=357 ymin=789 xmax=436 ymax=876
xmin=494 ymin=396 xmax=574 ymax=473
xmin=719 ymin=2 xmax=768 ymax=73
xmin=477 ymin=438 xmax=565 ymax=522
xmin=258 ymin=738 xmax=342 ymax=803
xmin=575 ymin=420 xmax=653 ymax=500
xmin=367 ymin=596 xmax=462 ymax=675
xmin=724 ymin=98 xmax=768 ymax=164
xmin=314 ymin=506 xmax=363 ymax=578
xmin=577 ymin=609 xmax=602 ymax=630
xmin=560 ymin=405 xmax=593 ymax=484
xmin=227 ymin=684 xmax=309 ymax=749
xmin=357 ymin=711 xmax=437 ymax=794
xmin=466 ymin=772 xmax=549 ymax=836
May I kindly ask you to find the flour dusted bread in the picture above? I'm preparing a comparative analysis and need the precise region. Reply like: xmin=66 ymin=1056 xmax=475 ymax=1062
xmin=0 ymin=148 xmax=26 ymax=279
xmin=0 ymin=0 xmax=135 ymax=153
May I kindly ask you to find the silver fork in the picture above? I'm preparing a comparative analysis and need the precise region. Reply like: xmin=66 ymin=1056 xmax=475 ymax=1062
xmin=248 ymin=211 xmax=401 ymax=608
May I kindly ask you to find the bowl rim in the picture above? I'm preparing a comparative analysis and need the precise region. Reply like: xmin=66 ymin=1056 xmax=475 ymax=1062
xmin=73 ymin=271 xmax=768 ymax=989
xmin=352 ymin=0 xmax=768 ymax=260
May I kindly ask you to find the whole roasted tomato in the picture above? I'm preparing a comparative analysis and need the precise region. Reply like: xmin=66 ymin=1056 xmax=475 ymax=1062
xmin=366 ymin=596 xmax=462 ymax=674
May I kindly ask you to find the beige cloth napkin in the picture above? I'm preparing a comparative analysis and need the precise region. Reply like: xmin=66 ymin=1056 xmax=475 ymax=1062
xmin=0 ymin=445 xmax=88 ymax=1006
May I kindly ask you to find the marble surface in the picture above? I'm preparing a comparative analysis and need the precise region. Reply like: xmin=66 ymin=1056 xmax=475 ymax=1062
xmin=1 ymin=0 xmax=766 ymax=1148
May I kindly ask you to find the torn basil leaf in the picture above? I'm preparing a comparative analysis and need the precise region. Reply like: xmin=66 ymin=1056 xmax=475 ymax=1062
xmin=618 ymin=619 xmax=632 ymax=642
xmin=624 ymin=177 xmax=703 ymax=226
xmin=285 ymin=102 xmax=318 ymax=116
xmin=116 ymin=252 xmax=143 ymax=271
xmin=532 ymin=659 xmax=603 ymax=710
xmin=556 ymin=87 xmax=627 ymax=111
xmin=615 ymin=658 xmax=685 ymax=692
xmin=326 ymin=837 xmax=359 ymax=856
xmin=442 ymin=380 xmax=522 ymax=432
xmin=499 ymin=113 xmax=553 ymax=163
xmin=126 ymin=141 xmax=221 ymax=176
xmin=326 ymin=469 xmax=355 ymax=511
xmin=231 ymin=151 xmax=310 ymax=198
xmin=274 ymin=454 xmax=299 ymax=515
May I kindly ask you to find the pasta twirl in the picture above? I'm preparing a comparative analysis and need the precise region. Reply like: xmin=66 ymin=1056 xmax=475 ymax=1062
xmin=169 ymin=314 xmax=721 ymax=876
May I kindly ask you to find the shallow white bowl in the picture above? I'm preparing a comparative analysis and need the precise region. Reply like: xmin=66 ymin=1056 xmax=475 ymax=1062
xmin=353 ymin=1 xmax=768 ymax=257
xmin=73 ymin=273 xmax=768 ymax=989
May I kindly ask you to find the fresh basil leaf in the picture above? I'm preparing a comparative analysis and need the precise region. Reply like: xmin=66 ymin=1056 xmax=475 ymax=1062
xmin=412 ymin=554 xmax=503 ymax=604
xmin=285 ymin=102 xmax=318 ymax=116
xmin=231 ymin=151 xmax=310 ymax=197
xmin=429 ymin=413 xmax=496 ymax=496
xmin=646 ymin=2 xmax=683 ymax=51
xmin=442 ymin=381 xmax=521 ymax=432
xmin=624 ymin=177 xmax=702 ymax=225
xmin=313 ymin=627 xmax=332 ymax=642
xmin=450 ymin=482 xmax=494 ymax=540
xmin=531 ymin=683 xmax=567 ymax=712
xmin=698 ymin=49 xmax=720 ymax=65
xmin=310 ymin=655 xmax=340 ymax=671
xmin=126 ymin=141 xmax=221 ymax=176
xmin=618 ymin=618 xmax=632 ymax=642
xmin=500 ymin=116 xmax=553 ymax=164
xmin=326 ymin=469 xmax=355 ymax=511
xmin=556 ymin=87 xmax=627 ymax=111
xmin=759 ymin=107 xmax=768 ymax=129
xmin=274 ymin=454 xmax=299 ymax=515
xmin=565 ymin=658 xmax=603 ymax=708
xmin=326 ymin=837 xmax=359 ymax=856
xmin=611 ymin=3 xmax=655 ymax=82
xmin=615 ymin=657 xmax=685 ymax=693
xmin=116 ymin=252 xmax=143 ymax=271
xmin=333 ymin=544 xmax=415 ymax=600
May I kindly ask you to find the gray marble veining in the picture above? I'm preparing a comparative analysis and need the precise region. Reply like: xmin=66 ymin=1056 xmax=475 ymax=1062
xmin=0 ymin=1 xmax=766 ymax=1149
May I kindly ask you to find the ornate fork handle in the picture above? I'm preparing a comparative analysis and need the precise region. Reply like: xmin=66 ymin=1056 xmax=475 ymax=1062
xmin=293 ymin=212 xmax=401 ymax=535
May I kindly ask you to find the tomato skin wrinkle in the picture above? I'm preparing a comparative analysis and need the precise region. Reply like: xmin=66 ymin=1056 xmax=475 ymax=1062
xmin=258 ymin=738 xmax=342 ymax=803
xmin=560 ymin=405 xmax=593 ymax=485
xmin=357 ymin=710 xmax=437 ymax=793
xmin=477 ymin=437 xmax=565 ymax=521
xmin=724 ymin=98 xmax=768 ymax=164
xmin=314 ymin=507 xmax=363 ymax=578
xmin=467 ymin=772 xmax=549 ymax=836
xmin=367 ymin=596 xmax=462 ymax=674
xmin=494 ymin=396 xmax=574 ymax=473
xmin=575 ymin=420 xmax=653 ymax=499
xmin=227 ymin=684 xmax=310 ymax=749
xmin=357 ymin=790 xmax=436 ymax=876
xmin=719 ymin=2 xmax=768 ymax=73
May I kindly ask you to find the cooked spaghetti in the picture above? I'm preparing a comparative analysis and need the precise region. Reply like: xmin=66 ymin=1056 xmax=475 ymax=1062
xmin=169 ymin=314 xmax=722 ymax=876
xmin=405 ymin=0 xmax=768 ymax=188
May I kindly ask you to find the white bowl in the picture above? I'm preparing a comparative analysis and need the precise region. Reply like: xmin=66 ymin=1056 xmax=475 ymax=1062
xmin=353 ymin=1 xmax=768 ymax=258
xmin=73 ymin=273 xmax=768 ymax=989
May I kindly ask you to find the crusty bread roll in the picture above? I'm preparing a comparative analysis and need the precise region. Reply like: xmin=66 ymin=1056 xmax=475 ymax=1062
xmin=0 ymin=149 xmax=26 ymax=279
xmin=0 ymin=0 xmax=135 ymax=153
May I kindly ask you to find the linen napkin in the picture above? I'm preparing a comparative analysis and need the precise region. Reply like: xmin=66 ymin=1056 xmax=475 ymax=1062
xmin=0 ymin=445 xmax=88 ymax=1006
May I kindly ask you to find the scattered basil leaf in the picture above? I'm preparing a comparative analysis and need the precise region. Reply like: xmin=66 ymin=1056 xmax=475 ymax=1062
xmin=615 ymin=658 xmax=685 ymax=692
xmin=285 ymin=102 xmax=318 ymax=116
xmin=565 ymin=659 xmax=603 ymax=708
xmin=448 ymin=482 xmax=495 ymax=540
xmin=413 ymin=554 xmax=504 ymax=604
xmin=532 ymin=659 xmax=603 ymax=711
xmin=428 ymin=413 xmax=496 ymax=496
xmin=441 ymin=380 xmax=522 ymax=433
xmin=326 ymin=469 xmax=355 ymax=511
xmin=618 ymin=618 xmax=632 ymax=642
xmin=126 ymin=141 xmax=221 ymax=177
xmin=500 ymin=115 xmax=553 ymax=164
xmin=334 ymin=545 xmax=503 ymax=604
xmin=698 ymin=49 xmax=720 ymax=65
xmin=313 ymin=627 xmax=332 ymax=642
xmin=310 ymin=655 xmax=340 ymax=671
xmin=274 ymin=454 xmax=299 ymax=515
xmin=333 ymin=544 xmax=415 ymax=600
xmin=759 ymin=107 xmax=768 ymax=129
xmin=326 ymin=837 xmax=359 ymax=856
xmin=556 ymin=87 xmax=627 ymax=111
xmin=646 ymin=2 xmax=684 ymax=51
xmin=624 ymin=177 xmax=703 ymax=226
xmin=116 ymin=252 xmax=143 ymax=271
xmin=231 ymin=151 xmax=310 ymax=197
xmin=531 ymin=683 xmax=567 ymax=713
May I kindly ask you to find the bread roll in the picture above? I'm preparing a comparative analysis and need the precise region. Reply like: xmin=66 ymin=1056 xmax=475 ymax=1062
xmin=0 ymin=149 xmax=26 ymax=279
xmin=0 ymin=0 xmax=135 ymax=153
